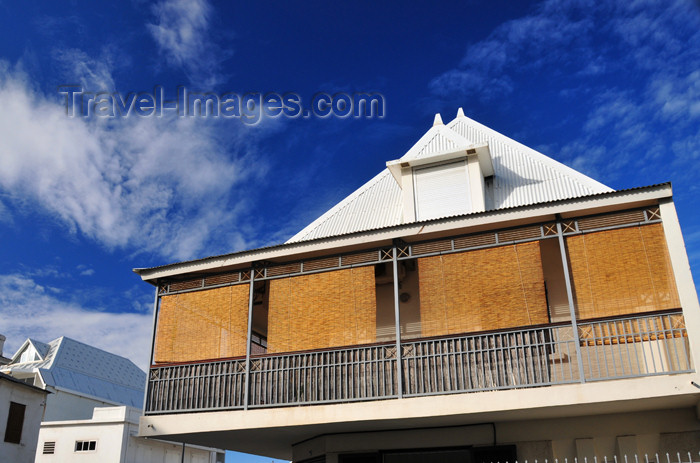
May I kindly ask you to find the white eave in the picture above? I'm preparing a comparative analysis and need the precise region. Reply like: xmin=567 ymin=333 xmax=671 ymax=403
xmin=387 ymin=141 xmax=494 ymax=187
xmin=134 ymin=183 xmax=672 ymax=282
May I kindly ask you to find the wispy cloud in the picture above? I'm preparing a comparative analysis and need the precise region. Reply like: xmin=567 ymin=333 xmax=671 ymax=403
xmin=429 ymin=0 xmax=596 ymax=100
xmin=0 ymin=60 xmax=263 ymax=261
xmin=0 ymin=273 xmax=152 ymax=370
xmin=53 ymin=47 xmax=118 ymax=91
xmin=428 ymin=0 xmax=700 ymax=188
xmin=147 ymin=0 xmax=227 ymax=86
xmin=77 ymin=265 xmax=95 ymax=277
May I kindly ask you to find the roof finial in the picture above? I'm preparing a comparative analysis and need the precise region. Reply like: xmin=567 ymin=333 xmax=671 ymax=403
xmin=457 ymin=107 xmax=465 ymax=117
xmin=433 ymin=113 xmax=443 ymax=127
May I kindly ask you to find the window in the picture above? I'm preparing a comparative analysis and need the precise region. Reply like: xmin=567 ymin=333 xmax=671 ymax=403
xmin=19 ymin=347 xmax=39 ymax=363
xmin=43 ymin=441 xmax=56 ymax=454
xmin=75 ymin=440 xmax=97 ymax=452
xmin=4 ymin=402 xmax=25 ymax=444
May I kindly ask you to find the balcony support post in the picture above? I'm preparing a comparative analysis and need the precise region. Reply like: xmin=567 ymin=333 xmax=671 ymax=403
xmin=243 ymin=269 xmax=256 ymax=410
xmin=556 ymin=221 xmax=586 ymax=383
xmin=144 ymin=285 xmax=161 ymax=412
xmin=392 ymin=243 xmax=404 ymax=398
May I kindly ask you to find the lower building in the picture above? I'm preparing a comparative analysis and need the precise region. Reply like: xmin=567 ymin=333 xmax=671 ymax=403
xmin=0 ymin=372 xmax=48 ymax=463
xmin=0 ymin=336 xmax=146 ymax=421
xmin=35 ymin=405 xmax=225 ymax=463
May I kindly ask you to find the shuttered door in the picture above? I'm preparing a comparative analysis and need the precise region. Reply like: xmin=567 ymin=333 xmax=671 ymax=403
xmin=413 ymin=160 xmax=471 ymax=221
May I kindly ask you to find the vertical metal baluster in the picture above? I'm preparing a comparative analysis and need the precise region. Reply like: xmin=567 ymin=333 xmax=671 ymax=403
xmin=556 ymin=221 xmax=586 ymax=383
xmin=392 ymin=244 xmax=403 ymax=398
xmin=243 ymin=271 xmax=255 ymax=409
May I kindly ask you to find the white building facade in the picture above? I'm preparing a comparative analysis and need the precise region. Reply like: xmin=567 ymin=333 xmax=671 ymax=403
xmin=0 ymin=372 xmax=48 ymax=463
xmin=135 ymin=112 xmax=700 ymax=462
xmin=35 ymin=406 xmax=225 ymax=463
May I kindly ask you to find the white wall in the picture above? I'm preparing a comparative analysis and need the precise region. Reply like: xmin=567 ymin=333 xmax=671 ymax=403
xmin=0 ymin=379 xmax=47 ymax=463
xmin=43 ymin=389 xmax=117 ymax=421
xmin=293 ymin=408 xmax=700 ymax=463
xmin=36 ymin=406 xmax=219 ymax=463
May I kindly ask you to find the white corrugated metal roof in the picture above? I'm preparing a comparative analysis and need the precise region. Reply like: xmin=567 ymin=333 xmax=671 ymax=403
xmin=287 ymin=112 xmax=613 ymax=243
xmin=289 ymin=169 xmax=403 ymax=242
xmin=1 ymin=337 xmax=145 ymax=408
xmin=446 ymin=115 xmax=612 ymax=210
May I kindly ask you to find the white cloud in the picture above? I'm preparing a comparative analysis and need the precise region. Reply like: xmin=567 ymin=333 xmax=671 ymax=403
xmin=0 ymin=198 xmax=11 ymax=225
xmin=147 ymin=0 xmax=227 ymax=86
xmin=0 ymin=273 xmax=153 ymax=370
xmin=429 ymin=0 xmax=595 ymax=99
xmin=53 ymin=47 xmax=117 ymax=91
xmin=0 ymin=61 xmax=262 ymax=261
xmin=428 ymin=0 xmax=700 ymax=187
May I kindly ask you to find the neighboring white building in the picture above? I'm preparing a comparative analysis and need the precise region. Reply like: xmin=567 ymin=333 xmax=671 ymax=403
xmin=35 ymin=405 xmax=224 ymax=463
xmin=0 ymin=336 xmax=145 ymax=421
xmin=0 ymin=372 xmax=48 ymax=463
xmin=1 ymin=335 xmax=225 ymax=462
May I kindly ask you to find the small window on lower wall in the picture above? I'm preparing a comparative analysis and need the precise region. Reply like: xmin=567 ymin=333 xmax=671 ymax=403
xmin=75 ymin=440 xmax=97 ymax=452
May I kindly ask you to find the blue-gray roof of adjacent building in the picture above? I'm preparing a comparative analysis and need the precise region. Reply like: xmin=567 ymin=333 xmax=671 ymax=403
xmin=1 ymin=336 xmax=145 ymax=408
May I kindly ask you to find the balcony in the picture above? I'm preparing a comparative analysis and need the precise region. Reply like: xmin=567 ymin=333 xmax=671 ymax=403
xmin=145 ymin=310 xmax=692 ymax=414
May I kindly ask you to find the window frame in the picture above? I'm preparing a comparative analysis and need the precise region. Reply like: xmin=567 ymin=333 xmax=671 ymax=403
xmin=3 ymin=401 xmax=26 ymax=444
xmin=74 ymin=440 xmax=97 ymax=452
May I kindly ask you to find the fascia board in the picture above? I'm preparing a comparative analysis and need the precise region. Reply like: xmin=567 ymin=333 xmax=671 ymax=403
xmin=135 ymin=184 xmax=672 ymax=282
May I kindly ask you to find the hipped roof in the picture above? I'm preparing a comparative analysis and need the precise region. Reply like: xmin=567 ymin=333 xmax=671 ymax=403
xmin=287 ymin=111 xmax=612 ymax=243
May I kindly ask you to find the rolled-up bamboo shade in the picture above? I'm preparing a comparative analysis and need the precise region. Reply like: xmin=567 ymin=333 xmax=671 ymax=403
xmin=154 ymin=284 xmax=249 ymax=363
xmin=267 ymin=266 xmax=376 ymax=353
xmin=418 ymin=241 xmax=548 ymax=337
xmin=566 ymin=223 xmax=680 ymax=320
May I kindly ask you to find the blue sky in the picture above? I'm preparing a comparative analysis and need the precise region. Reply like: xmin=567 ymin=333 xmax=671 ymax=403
xmin=0 ymin=1 xmax=698 ymax=461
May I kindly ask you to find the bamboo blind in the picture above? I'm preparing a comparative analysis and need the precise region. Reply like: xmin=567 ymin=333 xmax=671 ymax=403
xmin=566 ymin=224 xmax=680 ymax=320
xmin=418 ymin=241 xmax=548 ymax=337
xmin=266 ymin=266 xmax=376 ymax=353
xmin=154 ymin=285 xmax=249 ymax=363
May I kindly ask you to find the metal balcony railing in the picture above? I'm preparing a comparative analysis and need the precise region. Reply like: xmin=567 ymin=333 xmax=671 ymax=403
xmin=145 ymin=310 xmax=692 ymax=414
xmin=401 ymin=325 xmax=578 ymax=396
